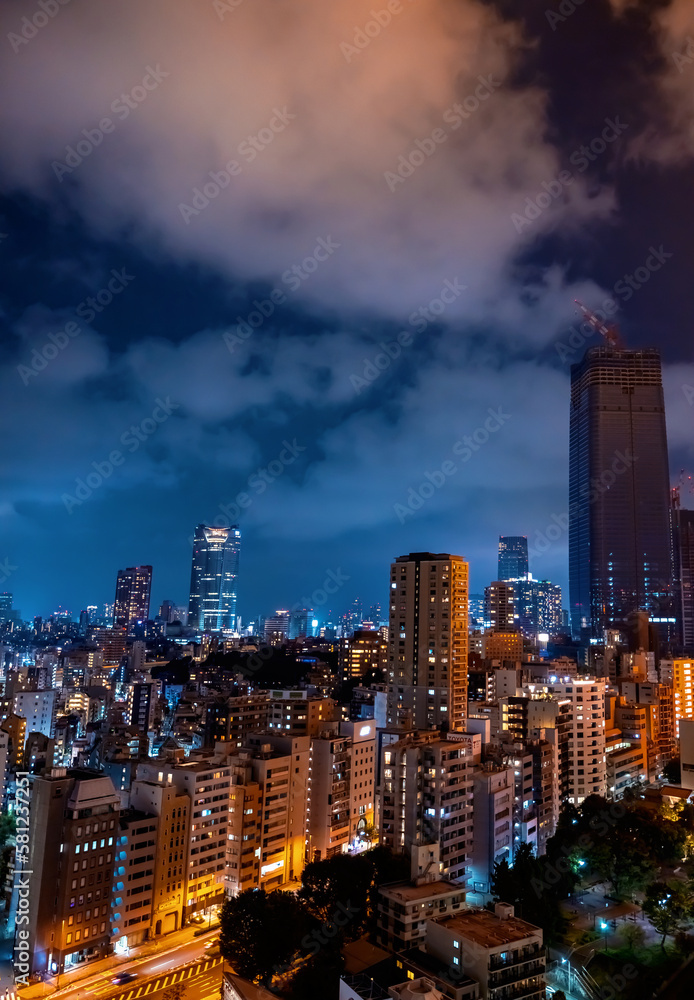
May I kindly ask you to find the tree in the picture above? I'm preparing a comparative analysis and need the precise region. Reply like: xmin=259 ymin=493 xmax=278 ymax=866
xmin=298 ymin=853 xmax=371 ymax=932
xmin=619 ymin=922 xmax=645 ymax=953
xmin=642 ymin=881 xmax=692 ymax=951
xmin=219 ymin=889 xmax=309 ymax=985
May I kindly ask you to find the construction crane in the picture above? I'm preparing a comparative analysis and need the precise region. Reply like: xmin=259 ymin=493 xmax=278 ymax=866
xmin=574 ymin=299 xmax=624 ymax=349
xmin=672 ymin=469 xmax=694 ymax=509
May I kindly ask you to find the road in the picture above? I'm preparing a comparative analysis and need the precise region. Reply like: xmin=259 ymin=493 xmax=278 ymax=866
xmin=21 ymin=930 xmax=221 ymax=1000
xmin=95 ymin=957 xmax=223 ymax=1000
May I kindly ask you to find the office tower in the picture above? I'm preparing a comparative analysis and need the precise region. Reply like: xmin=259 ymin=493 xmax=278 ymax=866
xmin=188 ymin=524 xmax=241 ymax=632
xmin=485 ymin=581 xmax=519 ymax=632
xmin=0 ymin=593 xmax=12 ymax=622
xmin=498 ymin=536 xmax=528 ymax=581
xmin=513 ymin=577 xmax=563 ymax=637
xmin=263 ymin=609 xmax=290 ymax=641
xmin=380 ymin=731 xmax=474 ymax=882
xmin=26 ymin=768 xmax=120 ymax=974
xmin=569 ymin=347 xmax=673 ymax=641
xmin=113 ymin=566 xmax=152 ymax=629
xmin=288 ymin=607 xmax=314 ymax=639
xmin=468 ymin=593 xmax=488 ymax=631
xmin=157 ymin=599 xmax=176 ymax=623
xmin=672 ymin=502 xmax=694 ymax=652
xmin=387 ymin=552 xmax=469 ymax=731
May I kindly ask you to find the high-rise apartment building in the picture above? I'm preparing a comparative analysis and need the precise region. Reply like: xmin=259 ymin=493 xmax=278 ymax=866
xmin=387 ymin=553 xmax=469 ymax=731
xmin=380 ymin=731 xmax=474 ymax=883
xmin=113 ymin=566 xmax=152 ymax=629
xmin=569 ymin=348 xmax=673 ymax=641
xmin=338 ymin=629 xmax=387 ymax=683
xmin=26 ymin=768 xmax=120 ymax=974
xmin=188 ymin=524 xmax=241 ymax=632
xmin=498 ymin=536 xmax=529 ymax=581
xmin=545 ymin=678 xmax=607 ymax=804
xmin=485 ymin=581 xmax=519 ymax=632
xmin=12 ymin=690 xmax=57 ymax=742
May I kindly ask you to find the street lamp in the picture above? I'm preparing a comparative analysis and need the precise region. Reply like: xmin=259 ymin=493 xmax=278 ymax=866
xmin=600 ymin=920 xmax=609 ymax=951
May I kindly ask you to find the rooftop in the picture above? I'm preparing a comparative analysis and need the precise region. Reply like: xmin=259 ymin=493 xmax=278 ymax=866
xmin=432 ymin=908 xmax=541 ymax=948
xmin=380 ymin=879 xmax=463 ymax=903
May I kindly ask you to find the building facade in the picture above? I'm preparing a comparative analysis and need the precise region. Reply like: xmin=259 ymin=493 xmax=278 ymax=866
xmin=188 ymin=524 xmax=241 ymax=632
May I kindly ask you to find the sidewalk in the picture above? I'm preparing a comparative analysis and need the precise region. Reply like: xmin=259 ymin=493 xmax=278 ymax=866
xmin=13 ymin=923 xmax=218 ymax=999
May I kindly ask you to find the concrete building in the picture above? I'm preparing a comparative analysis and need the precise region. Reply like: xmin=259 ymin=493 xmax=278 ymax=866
xmin=680 ymin=718 xmax=694 ymax=791
xmin=130 ymin=777 xmax=190 ymax=934
xmin=387 ymin=553 xmax=469 ymax=732
xmin=224 ymin=732 xmax=310 ymax=894
xmin=308 ymin=720 xmax=376 ymax=860
xmin=111 ymin=809 xmax=159 ymax=948
xmin=137 ymin=757 xmax=231 ymax=918
xmin=267 ymin=690 xmax=337 ymax=737
xmin=12 ymin=689 xmax=56 ymax=742
xmin=426 ymin=904 xmax=545 ymax=1000
xmin=545 ymin=678 xmax=606 ymax=804
xmin=380 ymin=731 xmax=474 ymax=884
xmin=339 ymin=629 xmax=388 ymax=683
xmin=469 ymin=765 xmax=513 ymax=896
xmin=26 ymin=768 xmax=120 ymax=974
xmin=205 ymin=693 xmax=270 ymax=747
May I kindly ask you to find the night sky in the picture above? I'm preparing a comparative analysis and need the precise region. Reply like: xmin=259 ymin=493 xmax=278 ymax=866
xmin=1 ymin=0 xmax=693 ymax=623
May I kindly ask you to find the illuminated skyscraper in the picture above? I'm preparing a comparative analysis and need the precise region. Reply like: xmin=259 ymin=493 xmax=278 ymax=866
xmin=188 ymin=524 xmax=240 ymax=632
xmin=113 ymin=566 xmax=152 ymax=629
xmin=672 ymin=500 xmax=694 ymax=652
xmin=498 ymin=536 xmax=528 ymax=581
xmin=569 ymin=348 xmax=673 ymax=641
xmin=387 ymin=552 xmax=468 ymax=731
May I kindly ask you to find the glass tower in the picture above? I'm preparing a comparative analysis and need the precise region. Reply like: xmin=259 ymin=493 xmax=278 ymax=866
xmin=569 ymin=347 xmax=673 ymax=641
xmin=498 ymin=536 xmax=529 ymax=581
xmin=188 ymin=524 xmax=240 ymax=632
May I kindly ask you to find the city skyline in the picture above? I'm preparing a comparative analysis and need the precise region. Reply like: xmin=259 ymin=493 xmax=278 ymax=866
xmin=1 ymin=1 xmax=693 ymax=623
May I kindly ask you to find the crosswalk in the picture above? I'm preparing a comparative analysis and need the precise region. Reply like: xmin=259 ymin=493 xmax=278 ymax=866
xmin=107 ymin=957 xmax=223 ymax=1000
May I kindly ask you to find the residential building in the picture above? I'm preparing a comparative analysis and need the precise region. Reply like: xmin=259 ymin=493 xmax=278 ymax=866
xmin=113 ymin=566 xmax=152 ymax=630
xmin=268 ymin=690 xmax=336 ymax=737
xmin=12 ymin=689 xmax=56 ymax=742
xmin=111 ymin=809 xmax=159 ymax=948
xmin=380 ymin=731 xmax=474 ymax=883
xmin=339 ymin=629 xmax=388 ymax=683
xmin=426 ymin=903 xmax=545 ymax=1000
xmin=387 ymin=553 xmax=469 ymax=731
xmin=25 ymin=768 xmax=120 ymax=974
xmin=484 ymin=582 xmax=518 ymax=632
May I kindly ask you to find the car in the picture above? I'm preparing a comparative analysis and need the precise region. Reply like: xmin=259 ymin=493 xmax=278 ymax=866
xmin=189 ymin=914 xmax=204 ymax=924
xmin=112 ymin=972 xmax=138 ymax=985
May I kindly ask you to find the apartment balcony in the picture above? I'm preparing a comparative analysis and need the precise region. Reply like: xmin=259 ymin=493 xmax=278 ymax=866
xmin=489 ymin=961 xmax=545 ymax=987
xmin=488 ymin=979 xmax=544 ymax=1000
xmin=489 ymin=945 xmax=545 ymax=971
